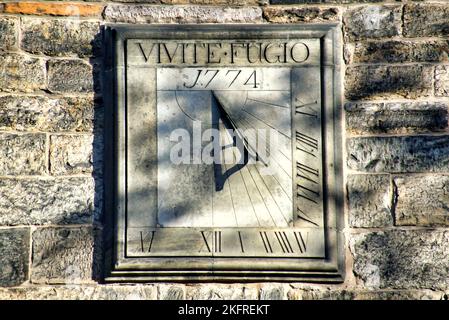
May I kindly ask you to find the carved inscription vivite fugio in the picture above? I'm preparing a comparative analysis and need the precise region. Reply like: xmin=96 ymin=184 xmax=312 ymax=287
xmin=104 ymin=25 xmax=344 ymax=282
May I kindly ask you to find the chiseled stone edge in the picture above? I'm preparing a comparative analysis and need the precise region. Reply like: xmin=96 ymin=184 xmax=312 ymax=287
xmin=103 ymin=5 xmax=263 ymax=23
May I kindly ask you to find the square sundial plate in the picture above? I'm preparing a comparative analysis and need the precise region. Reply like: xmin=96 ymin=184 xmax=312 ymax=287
xmin=103 ymin=24 xmax=344 ymax=282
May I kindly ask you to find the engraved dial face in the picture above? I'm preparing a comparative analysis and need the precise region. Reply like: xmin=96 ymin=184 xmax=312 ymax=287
xmin=157 ymin=68 xmax=293 ymax=229
xmin=124 ymin=38 xmax=326 ymax=259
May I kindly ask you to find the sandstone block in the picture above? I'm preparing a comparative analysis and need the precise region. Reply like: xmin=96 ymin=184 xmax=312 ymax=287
xmin=0 ymin=177 xmax=97 ymax=226
xmin=103 ymin=5 xmax=263 ymax=23
xmin=404 ymin=3 xmax=449 ymax=37
xmin=349 ymin=40 xmax=449 ymax=64
xmin=344 ymin=5 xmax=401 ymax=41
xmin=350 ymin=230 xmax=449 ymax=290
xmin=50 ymin=135 xmax=94 ymax=175
xmin=0 ymin=53 xmax=46 ymax=93
xmin=48 ymin=59 xmax=94 ymax=93
xmin=21 ymin=18 xmax=101 ymax=57
xmin=347 ymin=174 xmax=393 ymax=228
xmin=263 ymin=6 xmax=339 ymax=23
xmin=0 ymin=95 xmax=96 ymax=133
xmin=0 ymin=133 xmax=46 ymax=175
xmin=0 ymin=228 xmax=29 ymax=287
xmin=0 ymin=17 xmax=18 ymax=51
xmin=345 ymin=101 xmax=448 ymax=135
xmin=394 ymin=175 xmax=449 ymax=227
xmin=347 ymin=136 xmax=449 ymax=173
xmin=31 ymin=226 xmax=100 ymax=284
xmin=345 ymin=65 xmax=433 ymax=100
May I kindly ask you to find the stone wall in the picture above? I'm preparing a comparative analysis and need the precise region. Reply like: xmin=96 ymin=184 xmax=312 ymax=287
xmin=0 ymin=0 xmax=448 ymax=300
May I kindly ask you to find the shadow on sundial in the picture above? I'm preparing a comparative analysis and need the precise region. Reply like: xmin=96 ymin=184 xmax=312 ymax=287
xmin=156 ymin=68 xmax=293 ymax=228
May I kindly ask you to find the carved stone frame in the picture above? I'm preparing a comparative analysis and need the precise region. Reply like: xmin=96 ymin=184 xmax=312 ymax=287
xmin=103 ymin=24 xmax=344 ymax=282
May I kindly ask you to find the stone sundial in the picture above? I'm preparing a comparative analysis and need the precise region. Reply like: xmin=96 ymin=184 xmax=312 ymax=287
xmin=104 ymin=24 xmax=343 ymax=282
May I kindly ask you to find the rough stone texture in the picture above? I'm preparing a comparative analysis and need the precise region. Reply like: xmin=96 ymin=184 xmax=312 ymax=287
xmin=0 ymin=228 xmax=29 ymax=287
xmin=164 ymin=0 xmax=264 ymax=3
xmin=350 ymin=230 xmax=449 ymax=290
xmin=0 ymin=177 xmax=97 ymax=226
xmin=50 ymin=135 xmax=94 ymax=175
xmin=31 ymin=226 xmax=100 ymax=284
xmin=347 ymin=174 xmax=393 ymax=228
xmin=0 ymin=285 xmax=157 ymax=300
xmin=343 ymin=5 xmax=402 ymax=41
xmin=21 ymin=18 xmax=101 ymax=58
xmin=272 ymin=1 xmax=386 ymax=3
xmin=48 ymin=59 xmax=94 ymax=93
xmin=103 ymin=5 xmax=263 ymax=23
xmin=186 ymin=285 xmax=259 ymax=300
xmin=0 ymin=95 xmax=97 ymax=133
xmin=158 ymin=285 xmax=186 ymax=300
xmin=260 ymin=284 xmax=286 ymax=300
xmin=394 ymin=175 xmax=449 ymax=227
xmin=0 ymin=17 xmax=18 ymax=51
xmin=404 ymin=3 xmax=449 ymax=37
xmin=287 ymin=287 xmax=444 ymax=300
xmin=5 ymin=2 xmax=104 ymax=17
xmin=0 ymin=285 xmax=445 ymax=300
xmin=263 ymin=6 xmax=339 ymax=23
xmin=348 ymin=40 xmax=449 ymax=64
xmin=347 ymin=136 xmax=449 ymax=173
xmin=345 ymin=101 xmax=448 ymax=135
xmin=0 ymin=133 xmax=46 ymax=175
xmin=0 ymin=53 xmax=46 ymax=93
xmin=345 ymin=65 xmax=433 ymax=100
xmin=106 ymin=0 xmax=264 ymax=3
xmin=435 ymin=65 xmax=449 ymax=97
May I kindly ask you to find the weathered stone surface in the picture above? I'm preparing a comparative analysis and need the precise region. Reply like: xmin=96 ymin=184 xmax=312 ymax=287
xmin=0 ymin=133 xmax=46 ymax=175
xmin=347 ymin=174 xmax=393 ymax=228
xmin=345 ymin=102 xmax=448 ymax=135
xmin=0 ymin=285 xmax=157 ymax=300
xmin=260 ymin=284 xmax=286 ymax=300
xmin=107 ymin=0 xmax=264 ymax=3
xmin=32 ymin=226 xmax=99 ymax=284
xmin=21 ymin=18 xmax=100 ymax=57
xmin=48 ymin=59 xmax=94 ymax=93
xmin=287 ymin=287 xmax=443 ymax=300
xmin=0 ymin=95 xmax=97 ymax=133
xmin=350 ymin=230 xmax=449 ymax=290
xmin=0 ymin=228 xmax=29 ymax=287
xmin=345 ymin=65 xmax=433 ymax=100
xmin=343 ymin=5 xmax=402 ymax=41
xmin=348 ymin=40 xmax=449 ymax=64
xmin=158 ymin=285 xmax=186 ymax=300
xmin=435 ymin=65 xmax=449 ymax=97
xmin=0 ymin=17 xmax=18 ymax=51
xmin=0 ymin=285 xmax=444 ymax=300
xmin=0 ymin=177 xmax=97 ymax=226
xmin=263 ymin=6 xmax=339 ymax=23
xmin=352 ymin=290 xmax=443 ymax=300
xmin=5 ymin=2 xmax=104 ymax=17
xmin=89 ymin=285 xmax=156 ymax=300
xmin=272 ymin=1 xmax=385 ymax=3
xmin=404 ymin=3 xmax=449 ymax=37
xmin=163 ymin=0 xmax=263 ymax=4
xmin=103 ymin=5 xmax=263 ymax=23
xmin=347 ymin=136 xmax=449 ymax=173
xmin=394 ymin=175 xmax=449 ymax=227
xmin=50 ymin=135 xmax=93 ymax=175
xmin=186 ymin=285 xmax=259 ymax=300
xmin=0 ymin=53 xmax=46 ymax=93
